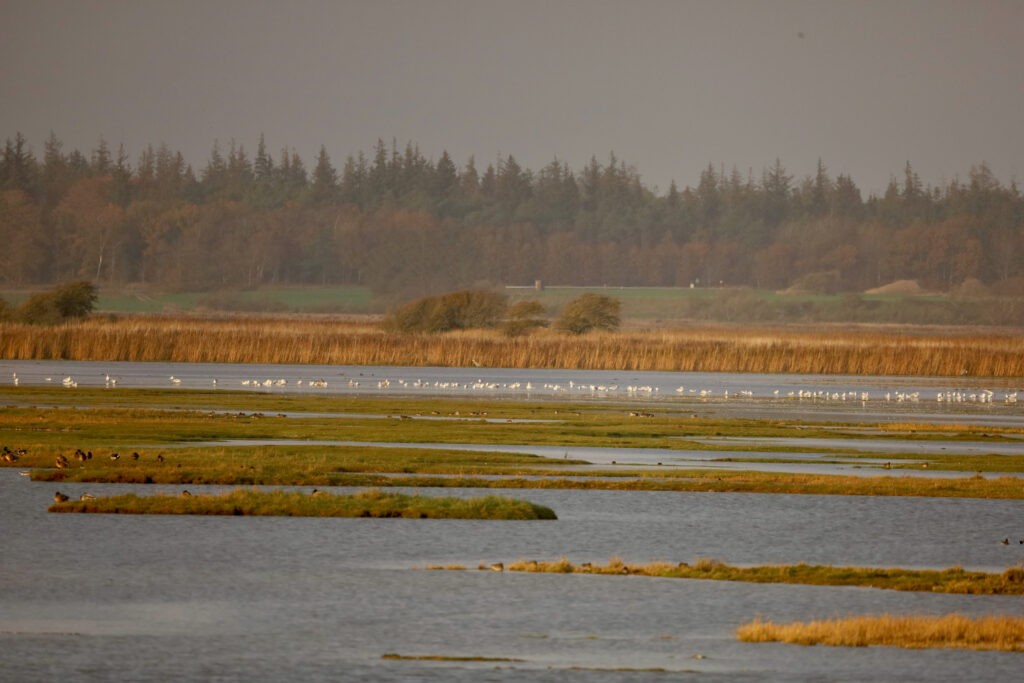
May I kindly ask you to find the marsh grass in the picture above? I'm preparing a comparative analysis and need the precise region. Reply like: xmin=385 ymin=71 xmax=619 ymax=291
xmin=22 ymin=443 xmax=580 ymax=486
xmin=14 ymin=444 xmax=1024 ymax=499
xmin=5 ymin=389 xmax=1024 ymax=498
xmin=49 ymin=487 xmax=557 ymax=519
xmin=1 ymin=316 xmax=1022 ymax=375
xmin=736 ymin=614 xmax=1024 ymax=651
xmin=488 ymin=558 xmax=1024 ymax=595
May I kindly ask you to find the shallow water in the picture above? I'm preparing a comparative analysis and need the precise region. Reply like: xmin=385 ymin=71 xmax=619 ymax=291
xmin=176 ymin=437 xmax=1016 ymax=479
xmin=3 ymin=360 xmax=1024 ymax=679
xmin=3 ymin=471 xmax=1024 ymax=680
xmin=4 ymin=359 xmax=1022 ymax=426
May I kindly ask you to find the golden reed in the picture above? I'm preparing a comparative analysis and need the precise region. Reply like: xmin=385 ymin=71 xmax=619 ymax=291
xmin=737 ymin=613 xmax=1024 ymax=651
xmin=1 ymin=316 xmax=1022 ymax=376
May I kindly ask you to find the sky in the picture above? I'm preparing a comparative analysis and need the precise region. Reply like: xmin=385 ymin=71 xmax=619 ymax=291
xmin=2 ymin=0 xmax=1022 ymax=196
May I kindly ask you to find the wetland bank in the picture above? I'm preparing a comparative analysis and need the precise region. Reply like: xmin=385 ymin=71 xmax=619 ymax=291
xmin=2 ymin=326 xmax=1024 ymax=678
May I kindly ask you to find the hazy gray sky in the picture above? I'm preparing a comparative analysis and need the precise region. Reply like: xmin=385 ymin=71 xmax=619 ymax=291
xmin=3 ymin=0 xmax=1021 ymax=195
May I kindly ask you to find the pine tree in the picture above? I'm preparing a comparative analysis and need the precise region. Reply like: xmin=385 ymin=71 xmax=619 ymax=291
xmin=310 ymin=145 xmax=338 ymax=205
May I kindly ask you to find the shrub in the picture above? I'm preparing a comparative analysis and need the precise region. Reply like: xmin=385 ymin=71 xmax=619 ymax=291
xmin=388 ymin=289 xmax=508 ymax=332
xmin=502 ymin=300 xmax=548 ymax=337
xmin=555 ymin=293 xmax=621 ymax=334
xmin=17 ymin=281 xmax=98 ymax=324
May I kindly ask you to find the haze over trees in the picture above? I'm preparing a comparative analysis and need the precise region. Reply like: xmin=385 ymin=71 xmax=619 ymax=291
xmin=1 ymin=132 xmax=1022 ymax=301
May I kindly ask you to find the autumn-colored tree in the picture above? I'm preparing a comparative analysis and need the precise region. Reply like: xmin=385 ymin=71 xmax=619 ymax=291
xmin=17 ymin=280 xmax=97 ymax=324
xmin=502 ymin=300 xmax=548 ymax=337
xmin=555 ymin=293 xmax=621 ymax=334
xmin=387 ymin=289 xmax=508 ymax=333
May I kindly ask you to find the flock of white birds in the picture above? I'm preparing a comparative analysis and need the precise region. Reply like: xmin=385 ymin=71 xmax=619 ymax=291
xmin=11 ymin=371 xmax=1018 ymax=406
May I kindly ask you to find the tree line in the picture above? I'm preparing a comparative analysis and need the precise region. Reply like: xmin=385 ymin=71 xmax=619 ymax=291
xmin=1 ymin=131 xmax=1022 ymax=299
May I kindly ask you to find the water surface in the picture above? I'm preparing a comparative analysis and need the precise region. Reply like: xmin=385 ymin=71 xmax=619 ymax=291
xmin=3 ymin=471 xmax=1024 ymax=681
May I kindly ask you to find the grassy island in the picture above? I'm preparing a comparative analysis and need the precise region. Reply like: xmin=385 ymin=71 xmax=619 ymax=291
xmin=48 ymin=488 xmax=557 ymax=520
xmin=737 ymin=614 xmax=1024 ymax=652
xmin=444 ymin=557 xmax=1024 ymax=595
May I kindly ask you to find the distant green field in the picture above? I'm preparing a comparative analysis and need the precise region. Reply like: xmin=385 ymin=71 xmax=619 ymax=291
xmin=96 ymin=291 xmax=204 ymax=313
xmin=1 ymin=286 xmax=376 ymax=314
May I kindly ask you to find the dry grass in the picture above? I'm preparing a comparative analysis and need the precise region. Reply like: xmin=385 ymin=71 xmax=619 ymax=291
xmin=737 ymin=614 xmax=1024 ymax=651
xmin=1 ymin=316 xmax=1022 ymax=375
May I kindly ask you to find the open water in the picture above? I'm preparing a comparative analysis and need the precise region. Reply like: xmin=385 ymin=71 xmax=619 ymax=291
xmin=2 ymin=361 xmax=1024 ymax=680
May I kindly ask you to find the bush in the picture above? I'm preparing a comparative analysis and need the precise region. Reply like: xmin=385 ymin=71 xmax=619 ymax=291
xmin=502 ymin=300 xmax=548 ymax=337
xmin=555 ymin=293 xmax=621 ymax=334
xmin=17 ymin=281 xmax=98 ymax=324
xmin=388 ymin=289 xmax=508 ymax=332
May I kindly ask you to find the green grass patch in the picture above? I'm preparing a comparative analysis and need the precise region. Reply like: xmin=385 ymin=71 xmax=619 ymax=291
xmin=83 ymin=286 xmax=375 ymax=314
xmin=460 ymin=557 xmax=1024 ymax=595
xmin=5 ymin=386 xmax=1024 ymax=498
xmin=49 ymin=487 xmax=557 ymax=519
xmin=21 ymin=444 xmax=580 ymax=486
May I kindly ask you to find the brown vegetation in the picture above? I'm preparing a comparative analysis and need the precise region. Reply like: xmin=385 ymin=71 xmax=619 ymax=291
xmin=737 ymin=614 xmax=1024 ymax=651
xmin=1 ymin=315 xmax=1022 ymax=375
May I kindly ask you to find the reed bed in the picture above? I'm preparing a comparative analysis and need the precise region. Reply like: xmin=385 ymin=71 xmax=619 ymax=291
xmin=2 ymin=316 xmax=1022 ymax=375
xmin=48 ymin=487 xmax=557 ymax=519
xmin=477 ymin=557 xmax=1024 ymax=595
xmin=736 ymin=614 xmax=1024 ymax=651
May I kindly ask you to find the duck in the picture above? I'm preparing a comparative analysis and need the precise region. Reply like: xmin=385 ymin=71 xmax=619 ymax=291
xmin=53 ymin=491 xmax=69 ymax=503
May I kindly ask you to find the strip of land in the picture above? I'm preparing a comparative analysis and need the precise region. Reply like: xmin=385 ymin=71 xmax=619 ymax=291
xmin=49 ymin=488 xmax=557 ymax=520
xmin=438 ymin=557 xmax=1024 ymax=595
